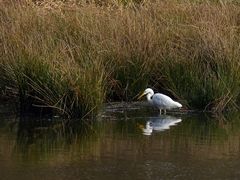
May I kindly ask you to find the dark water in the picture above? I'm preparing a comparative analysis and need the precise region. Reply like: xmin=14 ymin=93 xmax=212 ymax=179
xmin=1 ymin=103 xmax=240 ymax=180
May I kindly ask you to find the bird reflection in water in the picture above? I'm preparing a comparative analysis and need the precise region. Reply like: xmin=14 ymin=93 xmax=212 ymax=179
xmin=139 ymin=115 xmax=182 ymax=136
xmin=141 ymin=121 xmax=153 ymax=136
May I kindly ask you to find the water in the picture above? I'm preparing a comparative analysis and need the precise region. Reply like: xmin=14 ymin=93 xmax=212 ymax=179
xmin=1 ymin=103 xmax=240 ymax=179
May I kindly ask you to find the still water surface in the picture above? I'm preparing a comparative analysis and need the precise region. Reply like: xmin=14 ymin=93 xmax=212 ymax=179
xmin=1 ymin=103 xmax=240 ymax=179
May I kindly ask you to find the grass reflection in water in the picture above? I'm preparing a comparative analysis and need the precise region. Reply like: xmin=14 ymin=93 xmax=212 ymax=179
xmin=0 ymin=108 xmax=240 ymax=179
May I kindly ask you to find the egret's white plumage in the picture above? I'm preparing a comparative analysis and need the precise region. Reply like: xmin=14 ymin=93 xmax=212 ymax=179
xmin=138 ymin=88 xmax=182 ymax=114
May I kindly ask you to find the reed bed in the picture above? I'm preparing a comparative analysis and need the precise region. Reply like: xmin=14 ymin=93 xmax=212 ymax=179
xmin=0 ymin=0 xmax=239 ymax=117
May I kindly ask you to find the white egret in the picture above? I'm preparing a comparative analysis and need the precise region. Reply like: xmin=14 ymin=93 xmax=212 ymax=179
xmin=138 ymin=88 xmax=182 ymax=114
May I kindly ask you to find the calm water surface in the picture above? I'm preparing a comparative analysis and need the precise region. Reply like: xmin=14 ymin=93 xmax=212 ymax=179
xmin=1 ymin=103 xmax=240 ymax=179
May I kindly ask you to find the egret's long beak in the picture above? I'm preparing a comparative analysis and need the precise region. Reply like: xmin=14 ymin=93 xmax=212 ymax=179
xmin=137 ymin=92 xmax=146 ymax=100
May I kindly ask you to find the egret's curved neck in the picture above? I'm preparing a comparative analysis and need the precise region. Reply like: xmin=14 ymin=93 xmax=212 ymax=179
xmin=146 ymin=93 xmax=153 ymax=104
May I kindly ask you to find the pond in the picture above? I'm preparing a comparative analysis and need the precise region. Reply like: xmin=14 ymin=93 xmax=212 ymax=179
xmin=0 ymin=102 xmax=240 ymax=179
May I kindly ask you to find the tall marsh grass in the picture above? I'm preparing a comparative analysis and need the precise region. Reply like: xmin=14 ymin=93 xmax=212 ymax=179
xmin=0 ymin=0 xmax=239 ymax=117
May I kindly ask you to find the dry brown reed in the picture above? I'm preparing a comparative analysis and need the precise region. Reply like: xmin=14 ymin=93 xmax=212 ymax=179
xmin=0 ymin=0 xmax=239 ymax=117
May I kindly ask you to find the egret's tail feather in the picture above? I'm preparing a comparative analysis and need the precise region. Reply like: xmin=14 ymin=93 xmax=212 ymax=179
xmin=175 ymin=101 xmax=182 ymax=108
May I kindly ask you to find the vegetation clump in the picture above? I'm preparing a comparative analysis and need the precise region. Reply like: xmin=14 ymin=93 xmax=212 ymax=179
xmin=0 ymin=0 xmax=239 ymax=117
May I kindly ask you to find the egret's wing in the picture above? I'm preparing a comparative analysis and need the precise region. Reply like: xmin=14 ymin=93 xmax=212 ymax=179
xmin=152 ymin=93 xmax=175 ymax=108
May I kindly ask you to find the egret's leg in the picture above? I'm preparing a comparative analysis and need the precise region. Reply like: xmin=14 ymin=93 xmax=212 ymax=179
xmin=159 ymin=109 xmax=162 ymax=114
xmin=164 ymin=109 xmax=167 ymax=114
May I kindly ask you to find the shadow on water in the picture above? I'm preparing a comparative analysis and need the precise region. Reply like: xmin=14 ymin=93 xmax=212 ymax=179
xmin=1 ymin=103 xmax=240 ymax=179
